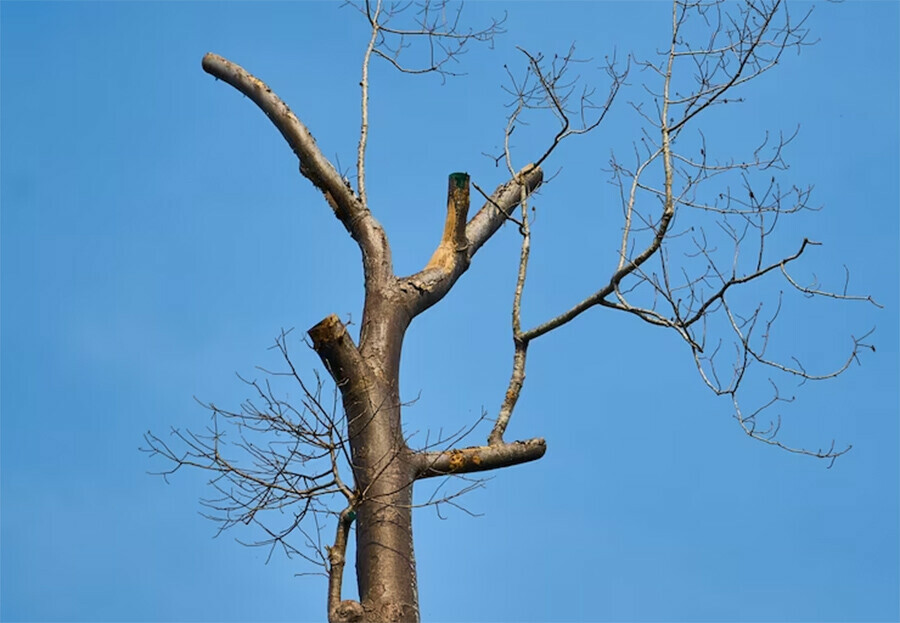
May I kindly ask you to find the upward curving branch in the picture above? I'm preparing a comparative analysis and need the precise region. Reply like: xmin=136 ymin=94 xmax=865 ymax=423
xmin=201 ymin=54 xmax=359 ymax=222
xmin=201 ymin=53 xmax=393 ymax=286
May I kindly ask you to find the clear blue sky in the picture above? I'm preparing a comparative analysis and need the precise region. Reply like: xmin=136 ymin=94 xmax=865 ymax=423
xmin=2 ymin=2 xmax=897 ymax=622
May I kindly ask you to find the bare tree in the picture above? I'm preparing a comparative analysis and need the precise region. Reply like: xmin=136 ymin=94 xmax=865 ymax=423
xmin=144 ymin=1 xmax=879 ymax=621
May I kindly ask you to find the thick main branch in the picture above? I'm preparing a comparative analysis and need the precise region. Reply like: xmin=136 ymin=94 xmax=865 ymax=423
xmin=202 ymin=53 xmax=393 ymax=285
xmin=202 ymin=54 xmax=361 ymax=223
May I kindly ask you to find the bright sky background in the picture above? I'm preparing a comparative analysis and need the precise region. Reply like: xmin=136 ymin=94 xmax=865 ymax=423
xmin=2 ymin=2 xmax=897 ymax=622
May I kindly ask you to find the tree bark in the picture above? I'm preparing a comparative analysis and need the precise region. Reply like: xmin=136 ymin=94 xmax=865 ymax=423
xmin=310 ymin=303 xmax=418 ymax=621
xmin=306 ymin=167 xmax=547 ymax=620
xmin=199 ymin=52 xmax=546 ymax=615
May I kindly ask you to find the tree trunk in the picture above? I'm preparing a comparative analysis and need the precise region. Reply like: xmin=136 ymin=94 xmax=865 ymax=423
xmin=197 ymin=50 xmax=546 ymax=623
xmin=310 ymin=295 xmax=419 ymax=622
xmin=351 ymin=381 xmax=418 ymax=622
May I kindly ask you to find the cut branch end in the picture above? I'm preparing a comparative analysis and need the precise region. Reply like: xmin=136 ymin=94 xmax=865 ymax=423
xmin=427 ymin=172 xmax=471 ymax=272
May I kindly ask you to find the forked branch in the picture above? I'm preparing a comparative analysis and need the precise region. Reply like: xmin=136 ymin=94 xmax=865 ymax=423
xmin=399 ymin=165 xmax=544 ymax=317
xmin=481 ymin=0 xmax=877 ymax=462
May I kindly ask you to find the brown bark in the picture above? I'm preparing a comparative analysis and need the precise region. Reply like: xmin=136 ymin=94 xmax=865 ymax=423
xmin=305 ymin=174 xmax=548 ymax=620
xmin=310 ymin=312 xmax=418 ymax=622
xmin=202 ymin=53 xmax=546 ymax=619
xmin=152 ymin=9 xmax=872 ymax=619
xmin=399 ymin=165 xmax=543 ymax=317
xmin=306 ymin=163 xmax=554 ymax=620
xmin=328 ymin=509 xmax=363 ymax=622
xmin=415 ymin=438 xmax=547 ymax=479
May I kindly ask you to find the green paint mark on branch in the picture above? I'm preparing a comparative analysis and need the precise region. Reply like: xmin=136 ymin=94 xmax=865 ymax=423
xmin=449 ymin=172 xmax=469 ymax=189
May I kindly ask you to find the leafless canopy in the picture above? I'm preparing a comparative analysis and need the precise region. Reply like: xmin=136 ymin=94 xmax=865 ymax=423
xmin=144 ymin=1 xmax=878 ymax=620
xmin=144 ymin=331 xmax=351 ymax=569
xmin=487 ymin=0 xmax=879 ymax=462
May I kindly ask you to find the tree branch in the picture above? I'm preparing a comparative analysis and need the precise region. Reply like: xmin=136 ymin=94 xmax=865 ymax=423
xmin=465 ymin=164 xmax=544 ymax=261
xmin=414 ymin=438 xmax=546 ymax=479
xmin=202 ymin=53 xmax=360 ymax=222
xmin=327 ymin=507 xmax=363 ymax=623
xmin=399 ymin=166 xmax=543 ymax=317
xmin=357 ymin=1 xmax=381 ymax=209
xmin=426 ymin=172 xmax=471 ymax=274
xmin=491 ymin=0 xmax=869 ymax=464
xmin=308 ymin=315 xmax=372 ymax=397
xmin=489 ymin=180 xmax=531 ymax=446
xmin=201 ymin=53 xmax=393 ymax=285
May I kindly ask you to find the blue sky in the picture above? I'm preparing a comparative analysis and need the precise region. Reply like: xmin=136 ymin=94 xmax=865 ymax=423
xmin=1 ymin=2 xmax=897 ymax=622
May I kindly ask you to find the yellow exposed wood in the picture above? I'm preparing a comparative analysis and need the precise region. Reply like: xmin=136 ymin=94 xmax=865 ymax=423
xmin=426 ymin=174 xmax=470 ymax=272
